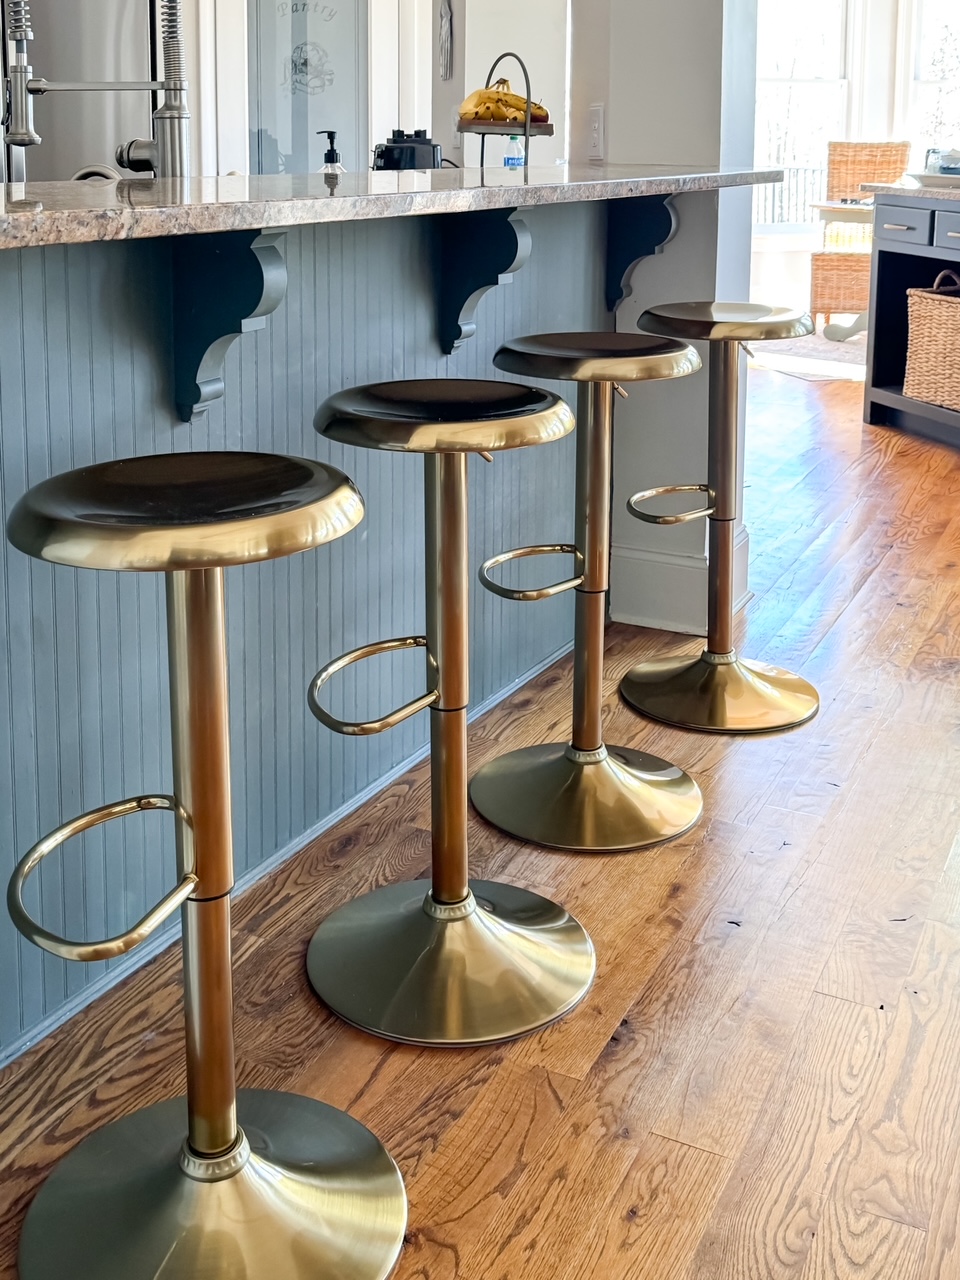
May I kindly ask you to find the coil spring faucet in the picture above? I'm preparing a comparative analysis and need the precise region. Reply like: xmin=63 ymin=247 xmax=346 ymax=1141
xmin=4 ymin=0 xmax=190 ymax=178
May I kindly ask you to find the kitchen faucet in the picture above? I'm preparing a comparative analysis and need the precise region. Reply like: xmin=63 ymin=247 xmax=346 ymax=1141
xmin=3 ymin=0 xmax=190 ymax=179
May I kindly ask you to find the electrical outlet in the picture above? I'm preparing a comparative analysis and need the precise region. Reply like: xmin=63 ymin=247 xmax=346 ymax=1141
xmin=588 ymin=104 xmax=604 ymax=161
xmin=451 ymin=108 xmax=462 ymax=149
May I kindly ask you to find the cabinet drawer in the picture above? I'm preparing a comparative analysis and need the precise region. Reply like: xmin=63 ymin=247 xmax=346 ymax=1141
xmin=874 ymin=206 xmax=933 ymax=245
xmin=934 ymin=210 xmax=960 ymax=252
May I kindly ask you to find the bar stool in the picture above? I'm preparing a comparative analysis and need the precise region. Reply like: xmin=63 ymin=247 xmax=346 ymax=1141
xmin=468 ymin=334 xmax=704 ymax=853
xmin=619 ymin=303 xmax=820 ymax=733
xmin=306 ymin=379 xmax=596 ymax=1045
xmin=5 ymin=452 xmax=407 ymax=1280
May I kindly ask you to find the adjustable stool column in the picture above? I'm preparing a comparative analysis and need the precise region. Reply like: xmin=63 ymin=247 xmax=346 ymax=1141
xmin=306 ymin=380 xmax=596 ymax=1045
xmin=6 ymin=453 xmax=406 ymax=1280
xmin=621 ymin=303 xmax=820 ymax=733
xmin=469 ymin=334 xmax=704 ymax=853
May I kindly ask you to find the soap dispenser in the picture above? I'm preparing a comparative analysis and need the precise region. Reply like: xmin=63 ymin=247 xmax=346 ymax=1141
xmin=318 ymin=130 xmax=345 ymax=192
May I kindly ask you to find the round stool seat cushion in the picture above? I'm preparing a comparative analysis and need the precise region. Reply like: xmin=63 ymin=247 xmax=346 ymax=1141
xmin=639 ymin=302 xmax=813 ymax=343
xmin=7 ymin=451 xmax=364 ymax=572
xmin=317 ymin=379 xmax=574 ymax=454
xmin=493 ymin=332 xmax=700 ymax=383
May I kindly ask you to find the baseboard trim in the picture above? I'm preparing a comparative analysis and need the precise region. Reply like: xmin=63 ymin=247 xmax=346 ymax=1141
xmin=0 ymin=639 xmax=574 ymax=1071
xmin=610 ymin=527 xmax=752 ymax=635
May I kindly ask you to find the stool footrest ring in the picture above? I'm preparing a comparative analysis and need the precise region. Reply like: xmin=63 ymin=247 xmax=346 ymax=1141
xmin=7 ymin=795 xmax=197 ymax=963
xmin=627 ymin=484 xmax=714 ymax=525
xmin=479 ymin=544 xmax=584 ymax=602
xmin=309 ymin=636 xmax=440 ymax=736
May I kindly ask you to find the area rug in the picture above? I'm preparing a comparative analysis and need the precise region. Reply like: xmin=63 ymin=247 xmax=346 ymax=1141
xmin=749 ymin=323 xmax=867 ymax=382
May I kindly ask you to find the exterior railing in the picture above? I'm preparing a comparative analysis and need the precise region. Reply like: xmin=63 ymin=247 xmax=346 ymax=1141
xmin=753 ymin=165 xmax=828 ymax=226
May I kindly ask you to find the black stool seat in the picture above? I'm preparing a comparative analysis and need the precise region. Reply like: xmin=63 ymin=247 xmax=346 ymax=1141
xmin=7 ymin=451 xmax=363 ymax=572
xmin=494 ymin=331 xmax=699 ymax=383
xmin=639 ymin=301 xmax=813 ymax=343
xmin=318 ymin=379 xmax=573 ymax=454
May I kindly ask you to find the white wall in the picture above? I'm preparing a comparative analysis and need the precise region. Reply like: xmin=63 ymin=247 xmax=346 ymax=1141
xmin=398 ymin=0 xmax=434 ymax=137
xmin=460 ymin=0 xmax=571 ymax=166
xmin=568 ymin=0 xmax=611 ymax=162
xmin=192 ymin=0 xmax=249 ymax=175
xmin=369 ymin=0 xmax=401 ymax=156
xmin=569 ymin=0 xmax=610 ymax=164
xmin=432 ymin=0 xmax=468 ymax=158
xmin=370 ymin=0 xmax=433 ymax=155
xmin=608 ymin=0 xmax=724 ymax=167
xmin=603 ymin=0 xmax=759 ymax=634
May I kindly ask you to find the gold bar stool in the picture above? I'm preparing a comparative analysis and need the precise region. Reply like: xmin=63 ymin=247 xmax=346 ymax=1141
xmin=306 ymin=379 xmax=596 ymax=1045
xmin=5 ymin=453 xmax=407 ymax=1280
xmin=468 ymin=334 xmax=705 ymax=853
xmin=620 ymin=302 xmax=820 ymax=733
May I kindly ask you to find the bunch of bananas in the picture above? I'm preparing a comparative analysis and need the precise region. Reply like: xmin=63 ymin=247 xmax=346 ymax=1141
xmin=459 ymin=79 xmax=549 ymax=125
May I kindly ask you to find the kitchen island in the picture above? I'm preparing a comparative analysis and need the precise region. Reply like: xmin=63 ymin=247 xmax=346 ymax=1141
xmin=0 ymin=162 xmax=776 ymax=1065
xmin=863 ymin=184 xmax=960 ymax=446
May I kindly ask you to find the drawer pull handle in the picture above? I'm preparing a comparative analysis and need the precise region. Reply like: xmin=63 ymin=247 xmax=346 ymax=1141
xmin=948 ymin=231 xmax=960 ymax=239
xmin=883 ymin=223 xmax=913 ymax=232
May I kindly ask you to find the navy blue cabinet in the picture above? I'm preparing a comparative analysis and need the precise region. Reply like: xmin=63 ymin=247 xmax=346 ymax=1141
xmin=865 ymin=194 xmax=960 ymax=446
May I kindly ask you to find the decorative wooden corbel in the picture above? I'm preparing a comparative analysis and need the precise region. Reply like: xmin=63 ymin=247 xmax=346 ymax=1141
xmin=606 ymin=195 xmax=679 ymax=311
xmin=436 ymin=207 xmax=532 ymax=353
xmin=172 ymin=230 xmax=288 ymax=422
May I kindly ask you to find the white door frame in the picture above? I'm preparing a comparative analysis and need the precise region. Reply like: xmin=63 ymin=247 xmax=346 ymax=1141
xmin=183 ymin=0 xmax=250 ymax=174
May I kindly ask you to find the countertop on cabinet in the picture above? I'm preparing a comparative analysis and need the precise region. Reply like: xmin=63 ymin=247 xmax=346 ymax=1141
xmin=0 ymin=164 xmax=781 ymax=251
xmin=863 ymin=183 xmax=960 ymax=203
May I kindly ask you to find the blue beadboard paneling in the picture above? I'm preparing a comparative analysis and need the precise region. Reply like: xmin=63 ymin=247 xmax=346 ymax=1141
xmin=0 ymin=201 xmax=606 ymax=1060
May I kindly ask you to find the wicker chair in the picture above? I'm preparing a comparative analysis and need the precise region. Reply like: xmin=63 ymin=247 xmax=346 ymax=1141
xmin=810 ymin=141 xmax=911 ymax=324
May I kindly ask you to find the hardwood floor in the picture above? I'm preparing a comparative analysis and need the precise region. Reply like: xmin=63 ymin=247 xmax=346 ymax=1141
xmin=2 ymin=370 xmax=960 ymax=1278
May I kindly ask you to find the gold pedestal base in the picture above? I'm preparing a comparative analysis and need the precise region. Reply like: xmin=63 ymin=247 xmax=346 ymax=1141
xmin=19 ymin=1090 xmax=407 ymax=1280
xmin=469 ymin=743 xmax=703 ymax=852
xmin=307 ymin=880 xmax=596 ymax=1046
xmin=620 ymin=652 xmax=820 ymax=734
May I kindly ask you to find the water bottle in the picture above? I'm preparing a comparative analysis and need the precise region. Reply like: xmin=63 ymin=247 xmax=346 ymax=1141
xmin=504 ymin=136 xmax=525 ymax=169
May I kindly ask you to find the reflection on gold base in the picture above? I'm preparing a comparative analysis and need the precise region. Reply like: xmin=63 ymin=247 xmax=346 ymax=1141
xmin=306 ymin=880 xmax=596 ymax=1046
xmin=19 ymin=1090 xmax=407 ymax=1280
xmin=620 ymin=651 xmax=820 ymax=734
xmin=469 ymin=743 xmax=703 ymax=852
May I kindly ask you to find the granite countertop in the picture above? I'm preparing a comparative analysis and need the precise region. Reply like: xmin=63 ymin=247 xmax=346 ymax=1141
xmin=0 ymin=164 xmax=781 ymax=251
xmin=863 ymin=183 xmax=960 ymax=202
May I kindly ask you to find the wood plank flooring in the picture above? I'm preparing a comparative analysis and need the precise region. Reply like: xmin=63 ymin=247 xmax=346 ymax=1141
xmin=3 ymin=370 xmax=960 ymax=1277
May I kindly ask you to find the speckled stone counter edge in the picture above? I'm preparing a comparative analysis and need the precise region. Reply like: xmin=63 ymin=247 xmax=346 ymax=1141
xmin=0 ymin=166 xmax=782 ymax=250
xmin=864 ymin=184 xmax=960 ymax=203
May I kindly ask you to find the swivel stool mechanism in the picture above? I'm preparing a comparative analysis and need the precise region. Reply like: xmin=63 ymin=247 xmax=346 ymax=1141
xmin=468 ymin=334 xmax=705 ymax=853
xmin=5 ymin=452 xmax=407 ymax=1280
xmin=307 ymin=379 xmax=597 ymax=1045
xmin=620 ymin=302 xmax=821 ymax=734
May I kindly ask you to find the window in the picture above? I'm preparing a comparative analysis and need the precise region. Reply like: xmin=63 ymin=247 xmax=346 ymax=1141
xmin=905 ymin=0 xmax=960 ymax=161
xmin=754 ymin=0 xmax=851 ymax=223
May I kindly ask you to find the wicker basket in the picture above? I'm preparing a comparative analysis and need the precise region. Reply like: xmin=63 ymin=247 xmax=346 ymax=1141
xmin=810 ymin=251 xmax=871 ymax=318
xmin=904 ymin=271 xmax=960 ymax=413
xmin=825 ymin=140 xmax=911 ymax=200
xmin=809 ymin=142 xmax=912 ymax=319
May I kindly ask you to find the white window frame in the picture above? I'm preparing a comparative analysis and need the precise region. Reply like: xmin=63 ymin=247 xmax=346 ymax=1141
xmin=893 ymin=0 xmax=960 ymax=154
xmin=754 ymin=0 xmax=859 ymax=168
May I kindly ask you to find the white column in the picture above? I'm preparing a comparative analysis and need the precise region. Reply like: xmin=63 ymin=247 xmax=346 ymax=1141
xmin=184 ymin=0 xmax=249 ymax=175
xmin=574 ymin=0 xmax=758 ymax=634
